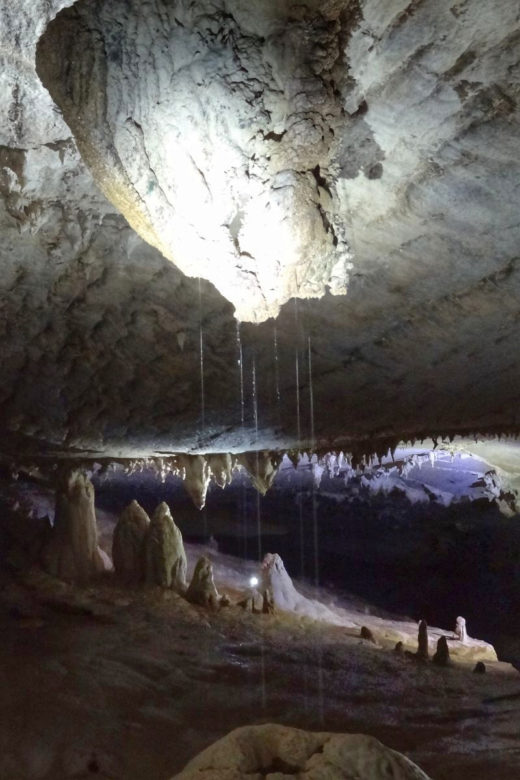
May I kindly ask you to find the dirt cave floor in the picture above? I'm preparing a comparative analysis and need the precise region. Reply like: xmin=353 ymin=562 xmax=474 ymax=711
xmin=1 ymin=548 xmax=520 ymax=780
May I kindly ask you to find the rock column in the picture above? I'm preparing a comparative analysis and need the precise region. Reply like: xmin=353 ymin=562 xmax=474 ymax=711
xmin=42 ymin=468 xmax=109 ymax=584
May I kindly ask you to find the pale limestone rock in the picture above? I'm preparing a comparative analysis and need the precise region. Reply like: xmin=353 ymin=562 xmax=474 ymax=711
xmin=144 ymin=502 xmax=187 ymax=591
xmin=238 ymin=452 xmax=281 ymax=495
xmin=42 ymin=470 xmax=108 ymax=584
xmin=178 ymin=455 xmax=211 ymax=510
xmin=260 ymin=552 xmax=356 ymax=627
xmin=171 ymin=724 xmax=431 ymax=779
xmin=208 ymin=454 xmax=233 ymax=489
xmin=455 ymin=616 xmax=467 ymax=644
xmin=112 ymin=500 xmax=150 ymax=583
xmin=37 ymin=0 xmax=352 ymax=323
xmin=185 ymin=556 xmax=219 ymax=609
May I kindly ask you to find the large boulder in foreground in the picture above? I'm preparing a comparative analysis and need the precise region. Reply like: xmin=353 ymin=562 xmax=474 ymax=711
xmin=171 ymin=724 xmax=431 ymax=779
xmin=144 ymin=502 xmax=187 ymax=591
xmin=42 ymin=470 xmax=109 ymax=584
xmin=112 ymin=500 xmax=150 ymax=583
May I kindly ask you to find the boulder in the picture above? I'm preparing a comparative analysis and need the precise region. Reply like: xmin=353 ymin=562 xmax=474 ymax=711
xmin=144 ymin=502 xmax=187 ymax=591
xmin=112 ymin=500 xmax=150 ymax=583
xmin=171 ymin=724 xmax=431 ymax=779
xmin=42 ymin=470 xmax=109 ymax=584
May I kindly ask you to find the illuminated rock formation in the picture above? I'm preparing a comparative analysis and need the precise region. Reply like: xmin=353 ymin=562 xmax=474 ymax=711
xmin=42 ymin=470 xmax=109 ymax=583
xmin=171 ymin=724 xmax=431 ymax=779
xmin=185 ymin=556 xmax=219 ymax=609
xmin=112 ymin=500 xmax=150 ymax=583
xmin=144 ymin=502 xmax=187 ymax=591
xmin=455 ymin=616 xmax=468 ymax=644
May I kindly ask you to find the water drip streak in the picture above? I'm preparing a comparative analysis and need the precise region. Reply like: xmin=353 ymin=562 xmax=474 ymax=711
xmin=236 ymin=320 xmax=245 ymax=427
xmin=273 ymin=325 xmax=281 ymax=423
xmin=308 ymin=336 xmax=315 ymax=450
xmin=198 ymin=278 xmax=205 ymax=433
xmin=294 ymin=297 xmax=301 ymax=444
xmin=295 ymin=350 xmax=301 ymax=442
xmin=308 ymin=334 xmax=323 ymax=723
xmin=252 ymin=355 xmax=262 ymax=561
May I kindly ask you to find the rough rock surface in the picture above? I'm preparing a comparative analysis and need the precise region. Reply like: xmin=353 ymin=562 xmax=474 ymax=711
xmin=171 ymin=724 xmax=431 ymax=779
xmin=41 ymin=470 xmax=109 ymax=583
xmin=260 ymin=552 xmax=356 ymax=626
xmin=112 ymin=499 xmax=150 ymax=583
xmin=185 ymin=555 xmax=220 ymax=609
xmin=144 ymin=502 xmax=187 ymax=591
xmin=0 ymin=1 xmax=519 ymax=458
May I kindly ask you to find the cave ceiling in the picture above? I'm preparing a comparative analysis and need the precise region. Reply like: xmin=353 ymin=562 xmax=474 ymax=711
xmin=0 ymin=0 xmax=519 ymax=463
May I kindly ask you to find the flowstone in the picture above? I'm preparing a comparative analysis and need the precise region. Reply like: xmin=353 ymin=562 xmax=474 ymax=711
xmin=41 ymin=470 xmax=109 ymax=584
xmin=185 ymin=556 xmax=219 ymax=609
xmin=171 ymin=724 xmax=431 ymax=779
xmin=144 ymin=502 xmax=187 ymax=591
xmin=112 ymin=500 xmax=150 ymax=583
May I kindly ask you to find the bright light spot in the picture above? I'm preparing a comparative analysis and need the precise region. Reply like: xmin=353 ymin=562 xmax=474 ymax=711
xmin=249 ymin=576 xmax=259 ymax=588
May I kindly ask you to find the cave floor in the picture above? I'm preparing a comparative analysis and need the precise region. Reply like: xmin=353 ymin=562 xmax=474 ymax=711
xmin=1 ymin=563 xmax=520 ymax=780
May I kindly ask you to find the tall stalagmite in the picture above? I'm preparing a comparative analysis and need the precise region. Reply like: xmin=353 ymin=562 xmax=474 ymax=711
xmin=42 ymin=469 xmax=109 ymax=583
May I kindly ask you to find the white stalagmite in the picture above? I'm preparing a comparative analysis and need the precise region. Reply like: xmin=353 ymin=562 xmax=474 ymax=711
xmin=42 ymin=469 xmax=110 ymax=584
xmin=260 ymin=552 xmax=355 ymax=627
xmin=112 ymin=499 xmax=150 ymax=583
xmin=455 ymin=616 xmax=468 ymax=644
xmin=144 ymin=502 xmax=187 ymax=591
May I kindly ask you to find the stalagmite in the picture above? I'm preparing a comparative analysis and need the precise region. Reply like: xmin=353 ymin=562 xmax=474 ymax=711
xmin=207 ymin=454 xmax=233 ymax=489
xmin=144 ymin=502 xmax=187 ymax=591
xmin=178 ymin=455 xmax=211 ymax=510
xmin=417 ymin=620 xmax=429 ymax=661
xmin=473 ymin=661 xmax=486 ymax=674
xmin=185 ymin=556 xmax=219 ymax=609
xmin=432 ymin=636 xmax=451 ymax=667
xmin=360 ymin=626 xmax=376 ymax=644
xmin=42 ymin=469 xmax=109 ymax=584
xmin=455 ymin=616 xmax=467 ymax=643
xmin=112 ymin=500 xmax=150 ymax=583
xmin=238 ymin=451 xmax=281 ymax=495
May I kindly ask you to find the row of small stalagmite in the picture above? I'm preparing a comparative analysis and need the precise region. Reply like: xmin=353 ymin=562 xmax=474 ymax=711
xmin=112 ymin=499 xmax=221 ymax=608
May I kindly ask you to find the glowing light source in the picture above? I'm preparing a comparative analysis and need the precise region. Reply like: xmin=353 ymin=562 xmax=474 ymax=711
xmin=249 ymin=576 xmax=259 ymax=588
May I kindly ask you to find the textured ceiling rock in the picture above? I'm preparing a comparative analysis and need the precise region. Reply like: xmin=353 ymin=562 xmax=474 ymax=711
xmin=37 ymin=0 xmax=354 ymax=322
xmin=0 ymin=0 xmax=520 ymax=459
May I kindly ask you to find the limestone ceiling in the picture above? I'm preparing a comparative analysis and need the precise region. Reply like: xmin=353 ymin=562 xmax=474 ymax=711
xmin=0 ymin=0 xmax=519 ymax=460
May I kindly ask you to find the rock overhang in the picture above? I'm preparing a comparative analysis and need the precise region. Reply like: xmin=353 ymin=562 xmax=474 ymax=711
xmin=0 ymin=0 xmax=518 ymax=462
